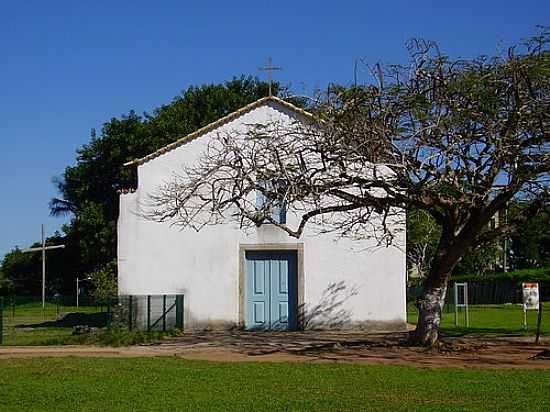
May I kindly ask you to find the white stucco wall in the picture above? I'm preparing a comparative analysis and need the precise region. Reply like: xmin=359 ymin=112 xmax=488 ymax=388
xmin=118 ymin=101 xmax=407 ymax=331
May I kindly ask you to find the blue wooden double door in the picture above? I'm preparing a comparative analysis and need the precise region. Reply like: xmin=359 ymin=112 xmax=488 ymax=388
xmin=245 ymin=250 xmax=298 ymax=330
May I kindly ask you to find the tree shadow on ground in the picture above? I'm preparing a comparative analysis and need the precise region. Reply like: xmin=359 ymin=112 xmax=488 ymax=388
xmin=440 ymin=327 xmax=543 ymax=337
xmin=15 ymin=312 xmax=108 ymax=328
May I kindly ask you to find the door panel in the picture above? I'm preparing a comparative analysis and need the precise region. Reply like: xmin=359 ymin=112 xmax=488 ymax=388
xmin=253 ymin=302 xmax=266 ymax=324
xmin=245 ymin=251 xmax=297 ymax=330
xmin=278 ymin=302 xmax=288 ymax=322
xmin=253 ymin=261 xmax=266 ymax=294
xmin=270 ymin=257 xmax=288 ymax=330
xmin=245 ymin=258 xmax=269 ymax=329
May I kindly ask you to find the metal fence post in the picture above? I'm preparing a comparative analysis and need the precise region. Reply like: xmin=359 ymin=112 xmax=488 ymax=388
xmin=454 ymin=282 xmax=458 ymax=327
xmin=176 ymin=295 xmax=184 ymax=330
xmin=0 ymin=297 xmax=4 ymax=345
xmin=464 ymin=282 xmax=470 ymax=328
xmin=128 ymin=295 xmax=133 ymax=331
xmin=162 ymin=295 xmax=167 ymax=332
xmin=147 ymin=295 xmax=151 ymax=331
xmin=106 ymin=297 xmax=112 ymax=329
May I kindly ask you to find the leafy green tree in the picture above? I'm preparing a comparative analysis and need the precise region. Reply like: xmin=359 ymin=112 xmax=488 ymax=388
xmin=0 ymin=269 xmax=13 ymax=295
xmin=50 ymin=111 xmax=149 ymax=271
xmin=88 ymin=261 xmax=118 ymax=304
xmin=1 ymin=248 xmax=41 ymax=295
xmin=453 ymin=243 xmax=500 ymax=275
xmin=0 ymin=233 xmax=71 ymax=296
xmin=510 ymin=205 xmax=550 ymax=268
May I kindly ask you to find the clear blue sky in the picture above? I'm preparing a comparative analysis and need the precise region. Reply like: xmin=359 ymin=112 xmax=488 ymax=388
xmin=0 ymin=0 xmax=547 ymax=259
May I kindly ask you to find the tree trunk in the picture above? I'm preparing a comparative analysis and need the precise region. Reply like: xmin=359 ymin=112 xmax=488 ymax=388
xmin=412 ymin=286 xmax=447 ymax=346
xmin=411 ymin=242 xmax=464 ymax=346
xmin=410 ymin=203 xmax=502 ymax=346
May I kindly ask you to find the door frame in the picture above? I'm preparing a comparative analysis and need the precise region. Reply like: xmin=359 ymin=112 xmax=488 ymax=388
xmin=239 ymin=243 xmax=304 ymax=330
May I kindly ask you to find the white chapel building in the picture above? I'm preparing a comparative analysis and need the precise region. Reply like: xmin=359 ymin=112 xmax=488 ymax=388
xmin=118 ymin=96 xmax=407 ymax=331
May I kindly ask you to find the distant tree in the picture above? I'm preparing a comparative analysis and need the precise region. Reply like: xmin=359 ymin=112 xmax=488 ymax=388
xmin=453 ymin=243 xmax=501 ymax=276
xmin=0 ymin=235 xmax=69 ymax=295
xmin=0 ymin=269 xmax=13 ymax=295
xmin=145 ymin=32 xmax=549 ymax=346
xmin=407 ymin=209 xmax=440 ymax=279
xmin=509 ymin=204 xmax=550 ymax=268
xmin=1 ymin=248 xmax=41 ymax=295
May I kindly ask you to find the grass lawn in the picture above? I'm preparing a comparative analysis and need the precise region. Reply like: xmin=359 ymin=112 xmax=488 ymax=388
xmin=1 ymin=301 xmax=105 ymax=345
xmin=407 ymin=303 xmax=550 ymax=335
xmin=2 ymin=301 xmax=548 ymax=345
xmin=0 ymin=358 xmax=549 ymax=411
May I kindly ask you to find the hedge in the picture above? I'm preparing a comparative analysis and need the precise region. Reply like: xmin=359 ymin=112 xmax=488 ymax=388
xmin=451 ymin=267 xmax=550 ymax=283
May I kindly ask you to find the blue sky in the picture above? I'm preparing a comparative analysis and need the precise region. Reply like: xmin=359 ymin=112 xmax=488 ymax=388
xmin=0 ymin=0 xmax=547 ymax=259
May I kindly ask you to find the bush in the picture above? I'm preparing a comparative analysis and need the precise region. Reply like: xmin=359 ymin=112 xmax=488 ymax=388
xmin=88 ymin=261 xmax=117 ymax=305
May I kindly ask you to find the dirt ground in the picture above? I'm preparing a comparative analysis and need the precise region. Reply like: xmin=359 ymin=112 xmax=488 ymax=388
xmin=1 ymin=331 xmax=549 ymax=369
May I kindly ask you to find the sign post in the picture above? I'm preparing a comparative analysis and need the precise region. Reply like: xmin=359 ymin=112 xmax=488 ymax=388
xmin=76 ymin=277 xmax=91 ymax=308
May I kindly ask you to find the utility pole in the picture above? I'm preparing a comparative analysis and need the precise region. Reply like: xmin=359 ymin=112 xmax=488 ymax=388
xmin=22 ymin=224 xmax=65 ymax=308
xmin=76 ymin=277 xmax=80 ymax=308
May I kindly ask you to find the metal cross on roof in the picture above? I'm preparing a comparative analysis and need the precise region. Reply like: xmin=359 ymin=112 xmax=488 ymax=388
xmin=258 ymin=57 xmax=283 ymax=97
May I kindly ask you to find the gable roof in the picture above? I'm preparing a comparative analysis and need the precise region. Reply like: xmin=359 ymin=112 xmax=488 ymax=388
xmin=124 ymin=95 xmax=315 ymax=167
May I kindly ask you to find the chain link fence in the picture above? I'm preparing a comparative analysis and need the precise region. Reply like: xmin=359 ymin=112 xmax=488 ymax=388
xmin=407 ymin=281 xmax=549 ymax=335
xmin=0 ymin=294 xmax=184 ymax=345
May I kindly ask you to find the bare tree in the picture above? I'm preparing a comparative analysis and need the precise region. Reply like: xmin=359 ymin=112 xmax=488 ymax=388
xmin=144 ymin=31 xmax=549 ymax=346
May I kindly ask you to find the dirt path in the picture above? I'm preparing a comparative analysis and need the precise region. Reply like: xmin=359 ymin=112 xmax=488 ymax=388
xmin=0 ymin=332 xmax=549 ymax=369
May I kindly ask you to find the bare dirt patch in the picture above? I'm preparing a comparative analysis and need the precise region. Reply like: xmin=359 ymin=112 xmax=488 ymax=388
xmin=0 ymin=331 xmax=548 ymax=369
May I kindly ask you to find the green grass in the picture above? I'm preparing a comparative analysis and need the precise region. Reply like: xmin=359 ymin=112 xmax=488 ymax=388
xmin=407 ymin=303 xmax=550 ymax=335
xmin=0 ymin=358 xmax=548 ymax=411
xmin=4 ymin=300 xmax=549 ymax=345
xmin=1 ymin=301 xmax=105 ymax=345
xmin=1 ymin=300 xmax=179 ymax=346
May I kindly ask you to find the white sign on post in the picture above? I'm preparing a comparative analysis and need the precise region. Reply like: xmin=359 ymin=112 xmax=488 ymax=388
xmin=523 ymin=283 xmax=540 ymax=310
xmin=522 ymin=282 xmax=539 ymax=330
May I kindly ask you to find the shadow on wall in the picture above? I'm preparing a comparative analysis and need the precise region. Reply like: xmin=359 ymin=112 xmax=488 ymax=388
xmin=300 ymin=281 xmax=359 ymax=329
